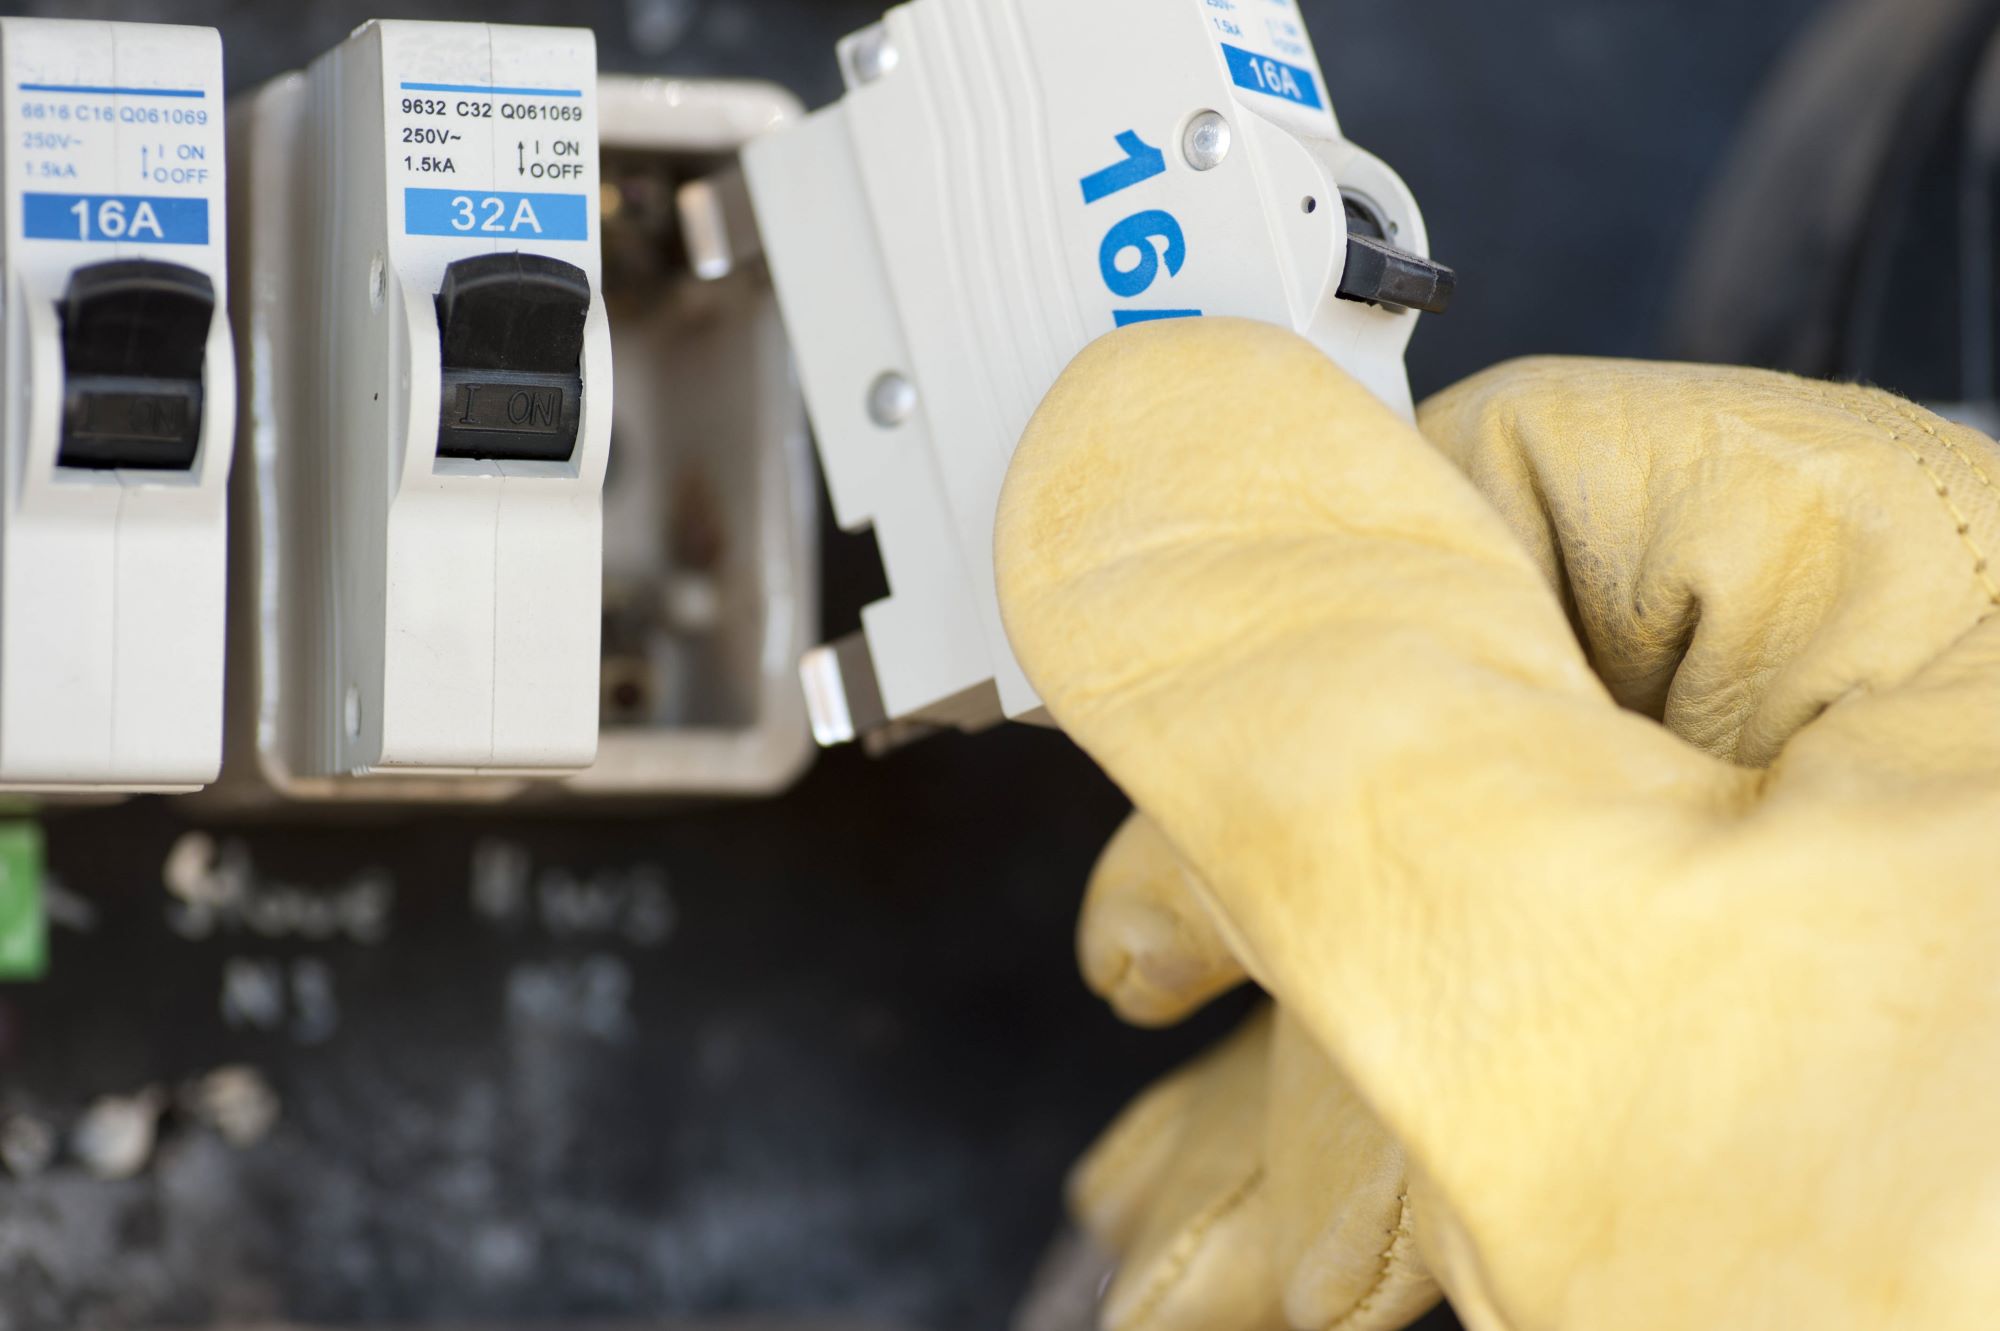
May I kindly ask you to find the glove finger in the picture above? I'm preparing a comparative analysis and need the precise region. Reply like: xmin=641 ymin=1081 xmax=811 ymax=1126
xmin=1079 ymin=812 xmax=1250 ymax=1028
xmin=1418 ymin=358 xmax=2000 ymax=765
xmin=1075 ymin=1006 xmax=1446 ymax=1331
xmin=1069 ymin=1005 xmax=1270 ymax=1255
xmin=1071 ymin=1008 xmax=1285 ymax=1331
xmin=1264 ymin=1008 xmax=1439 ymax=1331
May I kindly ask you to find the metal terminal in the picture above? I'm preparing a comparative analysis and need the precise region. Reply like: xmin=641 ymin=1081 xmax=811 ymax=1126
xmin=1336 ymin=233 xmax=1457 ymax=314
xmin=598 ymin=157 xmax=680 ymax=299
xmin=868 ymin=371 xmax=918 ymax=428
xmin=842 ymin=24 xmax=900 ymax=88
xmin=801 ymin=632 xmax=889 ymax=747
xmin=676 ymin=164 xmax=764 ymax=282
xmin=1182 ymin=110 xmax=1232 ymax=171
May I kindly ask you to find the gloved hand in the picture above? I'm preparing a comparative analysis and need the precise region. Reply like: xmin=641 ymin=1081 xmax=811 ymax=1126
xmin=994 ymin=318 xmax=2000 ymax=1331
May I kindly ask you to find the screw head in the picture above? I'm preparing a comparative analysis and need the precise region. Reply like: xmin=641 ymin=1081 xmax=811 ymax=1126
xmin=1182 ymin=111 xmax=1232 ymax=171
xmin=847 ymin=25 xmax=900 ymax=86
xmin=868 ymin=371 xmax=918 ymax=428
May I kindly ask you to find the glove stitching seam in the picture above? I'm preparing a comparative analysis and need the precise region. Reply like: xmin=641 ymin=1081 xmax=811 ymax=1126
xmin=1321 ymin=1189 xmax=1420 ymax=1331
xmin=1116 ymin=1166 xmax=1264 ymax=1331
xmin=1882 ymin=397 xmax=2000 ymax=496
xmin=1881 ymin=401 xmax=2000 ymax=607
xmin=1815 ymin=388 xmax=2000 ymax=606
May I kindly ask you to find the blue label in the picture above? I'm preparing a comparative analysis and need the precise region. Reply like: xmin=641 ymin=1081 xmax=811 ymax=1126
xmin=400 ymin=81 xmax=581 ymax=98
xmin=1220 ymin=44 xmax=1325 ymax=110
xmin=1114 ymin=309 xmax=1203 ymax=327
xmin=404 ymin=189 xmax=589 ymax=241
xmin=20 ymin=83 xmax=205 ymax=99
xmin=23 ymin=193 xmax=208 ymax=245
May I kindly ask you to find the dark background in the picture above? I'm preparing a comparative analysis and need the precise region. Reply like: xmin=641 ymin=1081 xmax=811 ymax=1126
xmin=0 ymin=1 xmax=1836 ymax=1329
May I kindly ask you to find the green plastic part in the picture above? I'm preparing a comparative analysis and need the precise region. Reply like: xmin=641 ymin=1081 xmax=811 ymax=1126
xmin=0 ymin=822 xmax=46 ymax=981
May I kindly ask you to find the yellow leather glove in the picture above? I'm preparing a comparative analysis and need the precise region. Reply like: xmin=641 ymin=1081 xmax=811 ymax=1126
xmin=994 ymin=318 xmax=2000 ymax=1331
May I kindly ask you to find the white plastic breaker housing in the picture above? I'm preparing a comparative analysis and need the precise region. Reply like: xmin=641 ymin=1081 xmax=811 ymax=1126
xmin=229 ymin=20 xmax=611 ymax=789
xmin=744 ymin=0 xmax=1447 ymax=746
xmin=0 ymin=19 xmax=233 ymax=792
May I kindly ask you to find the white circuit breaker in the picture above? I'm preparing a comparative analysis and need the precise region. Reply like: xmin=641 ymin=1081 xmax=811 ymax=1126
xmin=230 ymin=21 xmax=611 ymax=787
xmin=0 ymin=19 xmax=233 ymax=792
xmin=745 ymin=0 xmax=1453 ymax=747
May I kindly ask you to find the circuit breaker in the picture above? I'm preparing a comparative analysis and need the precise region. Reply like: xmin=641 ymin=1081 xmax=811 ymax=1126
xmin=229 ymin=21 xmax=611 ymax=787
xmin=0 ymin=19 xmax=233 ymax=792
xmin=744 ymin=0 xmax=1452 ymax=747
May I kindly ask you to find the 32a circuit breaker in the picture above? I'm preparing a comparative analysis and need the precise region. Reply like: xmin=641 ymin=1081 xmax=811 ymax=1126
xmin=230 ymin=21 xmax=610 ymax=787
xmin=0 ymin=19 xmax=233 ymax=792
xmin=745 ymin=0 xmax=1453 ymax=747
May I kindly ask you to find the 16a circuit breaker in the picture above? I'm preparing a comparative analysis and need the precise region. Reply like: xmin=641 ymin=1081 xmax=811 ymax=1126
xmin=0 ymin=19 xmax=233 ymax=792
xmin=745 ymin=0 xmax=1453 ymax=747
xmin=230 ymin=21 xmax=610 ymax=789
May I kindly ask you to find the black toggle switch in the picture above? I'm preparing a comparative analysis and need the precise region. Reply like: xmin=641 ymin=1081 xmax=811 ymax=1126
xmin=58 ymin=260 xmax=215 ymax=471
xmin=1337 ymin=233 xmax=1457 ymax=316
xmin=435 ymin=252 xmax=591 ymax=463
